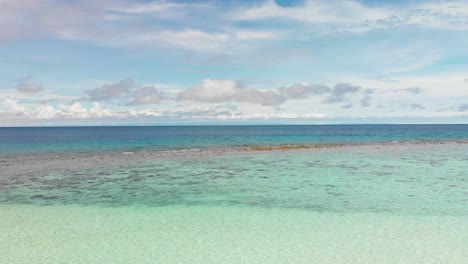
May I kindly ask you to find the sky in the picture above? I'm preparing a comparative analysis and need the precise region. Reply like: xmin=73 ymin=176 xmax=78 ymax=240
xmin=1 ymin=0 xmax=468 ymax=126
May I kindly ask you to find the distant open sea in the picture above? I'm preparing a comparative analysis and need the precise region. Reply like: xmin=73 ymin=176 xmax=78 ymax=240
xmin=1 ymin=124 xmax=468 ymax=154
xmin=1 ymin=125 xmax=467 ymax=263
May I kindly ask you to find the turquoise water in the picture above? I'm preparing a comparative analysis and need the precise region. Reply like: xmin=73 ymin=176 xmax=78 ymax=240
xmin=1 ymin=126 xmax=468 ymax=263
xmin=2 ymin=144 xmax=467 ymax=216
xmin=2 ymin=204 xmax=467 ymax=264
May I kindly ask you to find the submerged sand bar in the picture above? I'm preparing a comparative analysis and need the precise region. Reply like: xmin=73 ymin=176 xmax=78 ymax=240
xmin=1 ymin=141 xmax=467 ymax=178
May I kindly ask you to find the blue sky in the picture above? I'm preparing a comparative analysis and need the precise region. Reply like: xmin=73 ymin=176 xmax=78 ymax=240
xmin=1 ymin=0 xmax=468 ymax=126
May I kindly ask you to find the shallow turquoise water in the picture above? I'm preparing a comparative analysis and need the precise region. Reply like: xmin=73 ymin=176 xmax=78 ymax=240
xmin=2 ymin=125 xmax=468 ymax=263
xmin=2 ymin=204 xmax=467 ymax=264
xmin=1 ymin=143 xmax=468 ymax=263
xmin=2 ymin=144 xmax=467 ymax=216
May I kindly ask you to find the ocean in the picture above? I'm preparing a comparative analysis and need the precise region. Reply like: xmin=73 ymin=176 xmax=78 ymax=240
xmin=1 ymin=125 xmax=467 ymax=263
xmin=2 ymin=124 xmax=468 ymax=154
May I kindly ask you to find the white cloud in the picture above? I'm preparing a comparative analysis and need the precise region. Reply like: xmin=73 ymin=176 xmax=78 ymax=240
xmin=0 ymin=96 xmax=328 ymax=124
xmin=2 ymin=0 xmax=465 ymax=57
xmin=2 ymin=74 xmax=468 ymax=125
xmin=0 ymin=0 xmax=280 ymax=52
xmin=127 ymin=85 xmax=164 ymax=106
xmin=410 ymin=104 xmax=425 ymax=110
xmin=360 ymin=89 xmax=374 ymax=108
xmin=235 ymin=0 xmax=468 ymax=34
xmin=235 ymin=89 xmax=285 ymax=106
xmin=129 ymin=105 xmax=327 ymax=120
xmin=84 ymin=79 xmax=165 ymax=106
xmin=85 ymin=78 xmax=134 ymax=101
xmin=176 ymin=79 xmax=286 ymax=106
xmin=236 ymin=0 xmax=389 ymax=24
xmin=3 ymin=98 xmax=27 ymax=114
xmin=344 ymin=73 xmax=468 ymax=98
xmin=120 ymin=28 xmax=280 ymax=51
xmin=1 ymin=100 xmax=114 ymax=120
xmin=33 ymin=104 xmax=57 ymax=119
xmin=225 ymin=112 xmax=327 ymax=120
xmin=458 ymin=104 xmax=468 ymax=112
xmin=286 ymin=83 xmax=330 ymax=99
xmin=132 ymin=29 xmax=231 ymax=51
xmin=114 ymin=2 xmax=186 ymax=14
xmin=16 ymin=76 xmax=44 ymax=94
xmin=324 ymin=83 xmax=361 ymax=103
xmin=177 ymin=79 xmax=239 ymax=103
xmin=234 ymin=30 xmax=280 ymax=40
xmin=1 ymin=0 xmax=467 ymax=57
xmin=387 ymin=52 xmax=442 ymax=74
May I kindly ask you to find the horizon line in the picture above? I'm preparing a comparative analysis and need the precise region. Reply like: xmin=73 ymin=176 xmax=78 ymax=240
xmin=2 ymin=123 xmax=468 ymax=128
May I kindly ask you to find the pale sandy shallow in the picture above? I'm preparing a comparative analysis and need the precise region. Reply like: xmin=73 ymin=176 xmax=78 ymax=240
xmin=1 ymin=205 xmax=467 ymax=264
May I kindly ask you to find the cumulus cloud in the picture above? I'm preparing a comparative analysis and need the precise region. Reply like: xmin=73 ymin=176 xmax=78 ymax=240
xmin=164 ymin=106 xmax=326 ymax=120
xmin=360 ymin=89 xmax=375 ymax=108
xmin=169 ymin=106 xmax=234 ymax=120
xmin=286 ymin=83 xmax=330 ymax=99
xmin=5 ymin=75 xmax=465 ymax=125
xmin=0 ymin=97 xmax=329 ymax=124
xmin=177 ymin=79 xmax=239 ymax=103
xmin=33 ymin=103 xmax=108 ymax=120
xmin=324 ymin=83 xmax=361 ymax=103
xmin=435 ymin=106 xmax=450 ymax=112
xmin=286 ymin=82 xmax=373 ymax=107
xmin=341 ymin=103 xmax=354 ymax=109
xmin=235 ymin=89 xmax=286 ymax=106
xmin=16 ymin=76 xmax=44 ymax=94
xmin=127 ymin=105 xmax=327 ymax=121
xmin=85 ymin=78 xmax=134 ymax=101
xmin=3 ymin=98 xmax=27 ymax=114
xmin=402 ymin=87 xmax=424 ymax=94
xmin=458 ymin=104 xmax=468 ymax=112
xmin=177 ymin=79 xmax=286 ymax=106
xmin=127 ymin=85 xmax=164 ymax=106
xmin=84 ymin=79 xmax=165 ymax=106
xmin=410 ymin=104 xmax=426 ymax=110
xmin=1 ymin=99 xmax=113 ymax=120
xmin=376 ymin=76 xmax=399 ymax=83
xmin=177 ymin=80 xmax=382 ymax=108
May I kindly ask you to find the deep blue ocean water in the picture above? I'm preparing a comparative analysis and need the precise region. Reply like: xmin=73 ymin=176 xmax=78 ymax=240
xmin=1 ymin=124 xmax=468 ymax=154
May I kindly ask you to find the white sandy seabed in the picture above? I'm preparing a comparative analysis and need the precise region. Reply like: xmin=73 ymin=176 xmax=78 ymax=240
xmin=1 ymin=204 xmax=467 ymax=264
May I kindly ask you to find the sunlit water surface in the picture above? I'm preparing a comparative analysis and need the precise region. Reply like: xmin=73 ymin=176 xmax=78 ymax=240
xmin=0 ymin=125 xmax=468 ymax=264
xmin=1 ymin=143 xmax=467 ymax=263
